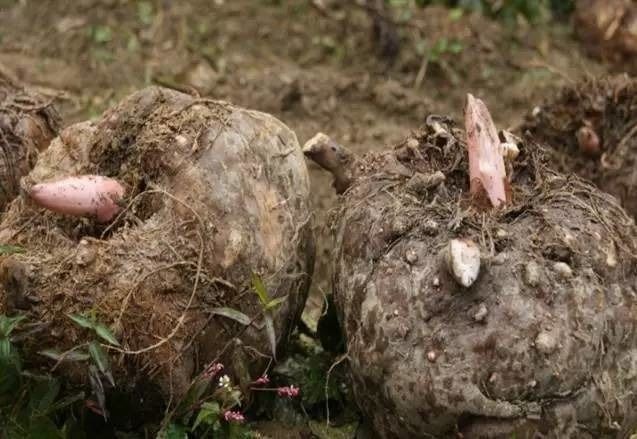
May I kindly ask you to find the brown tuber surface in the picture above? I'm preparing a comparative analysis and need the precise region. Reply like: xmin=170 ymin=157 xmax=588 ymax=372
xmin=323 ymin=115 xmax=637 ymax=437
xmin=0 ymin=69 xmax=60 ymax=211
xmin=0 ymin=87 xmax=314 ymax=414
xmin=520 ymin=74 xmax=637 ymax=218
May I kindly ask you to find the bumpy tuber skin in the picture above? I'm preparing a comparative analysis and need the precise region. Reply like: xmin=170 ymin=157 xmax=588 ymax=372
xmin=303 ymin=132 xmax=355 ymax=194
xmin=0 ymin=87 xmax=314 ymax=414
xmin=464 ymin=94 xmax=507 ymax=207
xmin=0 ymin=70 xmax=61 ymax=211
xmin=28 ymin=175 xmax=125 ymax=223
xmin=331 ymin=116 xmax=637 ymax=438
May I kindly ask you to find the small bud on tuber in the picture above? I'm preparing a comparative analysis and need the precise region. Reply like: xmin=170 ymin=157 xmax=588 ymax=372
xmin=28 ymin=175 xmax=125 ymax=223
xmin=303 ymin=132 xmax=354 ymax=194
xmin=576 ymin=124 xmax=601 ymax=157
xmin=464 ymin=94 xmax=507 ymax=208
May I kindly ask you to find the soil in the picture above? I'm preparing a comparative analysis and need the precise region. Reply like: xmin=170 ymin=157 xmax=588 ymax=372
xmin=0 ymin=0 xmax=630 ymax=436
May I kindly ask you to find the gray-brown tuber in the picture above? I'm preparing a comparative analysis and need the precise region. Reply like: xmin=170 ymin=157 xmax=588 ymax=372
xmin=0 ymin=87 xmax=314 ymax=413
xmin=307 ymin=115 xmax=637 ymax=438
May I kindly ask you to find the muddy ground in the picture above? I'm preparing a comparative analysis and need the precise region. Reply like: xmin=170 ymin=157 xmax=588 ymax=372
xmin=0 ymin=0 xmax=625 ymax=435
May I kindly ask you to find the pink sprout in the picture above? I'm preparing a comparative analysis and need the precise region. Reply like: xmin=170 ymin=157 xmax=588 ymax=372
xmin=202 ymin=362 xmax=224 ymax=380
xmin=223 ymin=410 xmax=245 ymax=423
xmin=252 ymin=374 xmax=270 ymax=386
xmin=277 ymin=385 xmax=300 ymax=398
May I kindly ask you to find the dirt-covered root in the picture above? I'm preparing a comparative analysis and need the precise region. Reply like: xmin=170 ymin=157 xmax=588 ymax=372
xmin=330 ymin=117 xmax=637 ymax=438
xmin=574 ymin=0 xmax=637 ymax=64
xmin=0 ymin=69 xmax=60 ymax=211
xmin=520 ymin=74 xmax=637 ymax=218
xmin=0 ymin=86 xmax=314 ymax=414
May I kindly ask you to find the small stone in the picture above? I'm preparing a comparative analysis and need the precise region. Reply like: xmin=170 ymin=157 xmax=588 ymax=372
xmin=492 ymin=252 xmax=507 ymax=265
xmin=473 ymin=303 xmax=488 ymax=322
xmin=535 ymin=330 xmax=557 ymax=354
xmin=405 ymin=249 xmax=418 ymax=264
xmin=175 ymin=134 xmax=189 ymax=147
xmin=524 ymin=261 xmax=541 ymax=287
xmin=445 ymin=239 xmax=481 ymax=288
xmin=553 ymin=262 xmax=572 ymax=279
xmin=426 ymin=350 xmax=437 ymax=362
xmin=422 ymin=219 xmax=439 ymax=234
xmin=432 ymin=277 xmax=440 ymax=287
xmin=488 ymin=372 xmax=497 ymax=383
xmin=407 ymin=138 xmax=419 ymax=149
xmin=75 ymin=244 xmax=96 ymax=266
xmin=495 ymin=229 xmax=508 ymax=239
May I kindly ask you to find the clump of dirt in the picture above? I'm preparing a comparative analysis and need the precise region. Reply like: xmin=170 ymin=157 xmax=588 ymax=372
xmin=0 ymin=68 xmax=60 ymax=211
xmin=0 ymin=87 xmax=314 ymax=418
xmin=326 ymin=117 xmax=637 ymax=438
xmin=520 ymin=74 xmax=637 ymax=217
xmin=574 ymin=0 xmax=637 ymax=68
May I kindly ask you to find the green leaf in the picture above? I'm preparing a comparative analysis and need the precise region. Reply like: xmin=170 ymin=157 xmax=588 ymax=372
xmin=160 ymin=423 xmax=188 ymax=439
xmin=26 ymin=417 xmax=64 ymax=438
xmin=211 ymin=307 xmax=252 ymax=326
xmin=448 ymin=40 xmax=464 ymax=54
xmin=449 ymin=8 xmax=464 ymax=21
xmin=48 ymin=391 xmax=85 ymax=414
xmin=0 ymin=337 xmax=16 ymax=361
xmin=92 ymin=25 xmax=112 ymax=44
xmin=192 ymin=401 xmax=220 ymax=431
xmin=0 ymin=314 xmax=26 ymax=337
xmin=68 ymin=314 xmax=94 ymax=330
xmin=88 ymin=365 xmax=107 ymax=420
xmin=38 ymin=348 xmax=90 ymax=363
xmin=264 ymin=295 xmax=287 ymax=311
xmin=88 ymin=342 xmax=114 ymax=386
xmin=28 ymin=377 xmax=61 ymax=416
xmin=0 ymin=338 xmax=21 ymax=395
xmin=174 ymin=375 xmax=211 ymax=417
xmin=251 ymin=274 xmax=270 ymax=306
xmin=0 ymin=245 xmax=24 ymax=255
xmin=137 ymin=1 xmax=154 ymax=25
xmin=94 ymin=323 xmax=120 ymax=346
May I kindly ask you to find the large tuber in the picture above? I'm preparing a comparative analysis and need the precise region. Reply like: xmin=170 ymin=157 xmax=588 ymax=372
xmin=325 ymin=115 xmax=637 ymax=437
xmin=0 ymin=87 xmax=314 ymax=419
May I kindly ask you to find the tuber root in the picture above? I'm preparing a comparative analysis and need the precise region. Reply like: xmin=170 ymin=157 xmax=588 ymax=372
xmin=28 ymin=175 xmax=125 ymax=223
xmin=464 ymin=94 xmax=507 ymax=208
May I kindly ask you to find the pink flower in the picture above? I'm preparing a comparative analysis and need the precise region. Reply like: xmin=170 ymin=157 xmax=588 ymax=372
xmin=277 ymin=385 xmax=300 ymax=398
xmin=223 ymin=410 xmax=245 ymax=423
xmin=202 ymin=362 xmax=224 ymax=380
xmin=251 ymin=374 xmax=270 ymax=386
